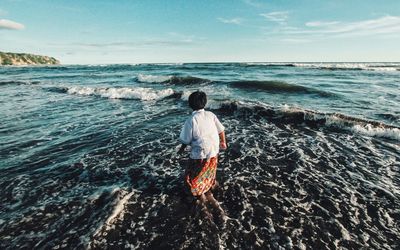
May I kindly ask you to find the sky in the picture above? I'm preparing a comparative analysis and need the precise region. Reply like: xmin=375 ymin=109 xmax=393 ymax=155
xmin=1 ymin=0 xmax=400 ymax=64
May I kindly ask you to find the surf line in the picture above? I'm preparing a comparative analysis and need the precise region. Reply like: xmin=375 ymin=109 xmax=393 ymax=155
xmin=92 ymin=189 xmax=135 ymax=239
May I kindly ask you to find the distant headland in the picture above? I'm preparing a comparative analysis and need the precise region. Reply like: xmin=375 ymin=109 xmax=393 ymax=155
xmin=0 ymin=51 xmax=60 ymax=66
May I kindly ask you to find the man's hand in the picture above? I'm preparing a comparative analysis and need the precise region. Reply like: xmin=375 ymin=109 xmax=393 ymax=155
xmin=219 ymin=131 xmax=227 ymax=150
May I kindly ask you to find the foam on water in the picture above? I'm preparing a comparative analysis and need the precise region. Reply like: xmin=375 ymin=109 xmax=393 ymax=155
xmin=239 ymin=62 xmax=400 ymax=71
xmin=293 ymin=62 xmax=400 ymax=72
xmin=137 ymin=74 xmax=210 ymax=85
xmin=212 ymin=100 xmax=400 ymax=141
xmin=350 ymin=124 xmax=400 ymax=140
xmin=137 ymin=74 xmax=172 ymax=83
xmin=65 ymin=86 xmax=175 ymax=101
xmin=1 ymin=63 xmax=400 ymax=249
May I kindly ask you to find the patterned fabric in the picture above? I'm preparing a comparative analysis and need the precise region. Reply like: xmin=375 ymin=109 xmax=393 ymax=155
xmin=185 ymin=156 xmax=218 ymax=196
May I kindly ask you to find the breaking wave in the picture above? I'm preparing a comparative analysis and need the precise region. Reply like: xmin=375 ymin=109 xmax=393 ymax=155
xmin=0 ymin=80 xmax=40 ymax=86
xmin=213 ymin=101 xmax=400 ymax=141
xmin=241 ymin=63 xmax=296 ymax=67
xmin=293 ymin=63 xmax=400 ymax=72
xmin=234 ymin=62 xmax=400 ymax=71
xmin=230 ymin=80 xmax=335 ymax=97
xmin=50 ymin=86 xmax=177 ymax=101
xmin=137 ymin=74 xmax=210 ymax=85
xmin=137 ymin=74 xmax=172 ymax=83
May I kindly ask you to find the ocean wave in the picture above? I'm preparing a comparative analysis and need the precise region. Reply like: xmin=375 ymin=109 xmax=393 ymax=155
xmin=241 ymin=63 xmax=296 ymax=67
xmin=137 ymin=74 xmax=210 ymax=85
xmin=137 ymin=63 xmax=184 ymax=66
xmin=230 ymin=80 xmax=335 ymax=97
xmin=137 ymin=74 xmax=172 ymax=83
xmin=168 ymin=75 xmax=210 ymax=85
xmin=51 ymin=86 xmax=176 ymax=101
xmin=293 ymin=63 xmax=400 ymax=72
xmin=0 ymin=80 xmax=40 ymax=86
xmin=212 ymin=101 xmax=400 ymax=140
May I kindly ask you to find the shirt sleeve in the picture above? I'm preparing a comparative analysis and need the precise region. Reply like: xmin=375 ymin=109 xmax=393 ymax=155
xmin=179 ymin=118 xmax=193 ymax=144
xmin=213 ymin=114 xmax=225 ymax=133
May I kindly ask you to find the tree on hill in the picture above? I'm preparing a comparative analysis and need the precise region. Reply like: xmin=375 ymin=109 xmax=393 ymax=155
xmin=2 ymin=57 xmax=13 ymax=65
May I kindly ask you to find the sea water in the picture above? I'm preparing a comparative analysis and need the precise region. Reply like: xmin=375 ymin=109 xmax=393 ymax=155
xmin=0 ymin=63 xmax=399 ymax=249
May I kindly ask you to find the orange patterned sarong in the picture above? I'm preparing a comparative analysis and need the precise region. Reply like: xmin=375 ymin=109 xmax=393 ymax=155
xmin=185 ymin=156 xmax=218 ymax=196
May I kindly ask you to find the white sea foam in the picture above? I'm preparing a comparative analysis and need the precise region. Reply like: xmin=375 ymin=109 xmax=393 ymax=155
xmin=293 ymin=63 xmax=400 ymax=72
xmin=92 ymin=189 xmax=135 ymax=240
xmin=105 ymin=190 xmax=134 ymax=226
xmin=66 ymin=86 xmax=174 ymax=101
xmin=211 ymin=101 xmax=400 ymax=141
xmin=350 ymin=124 xmax=400 ymax=140
xmin=180 ymin=90 xmax=191 ymax=101
xmin=324 ymin=115 xmax=400 ymax=141
xmin=137 ymin=74 xmax=172 ymax=83
xmin=279 ymin=105 xmax=400 ymax=141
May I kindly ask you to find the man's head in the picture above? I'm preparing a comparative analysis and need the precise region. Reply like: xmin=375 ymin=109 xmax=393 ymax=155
xmin=188 ymin=91 xmax=207 ymax=111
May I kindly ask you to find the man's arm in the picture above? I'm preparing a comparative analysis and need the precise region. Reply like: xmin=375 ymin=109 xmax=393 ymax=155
xmin=219 ymin=131 xmax=227 ymax=150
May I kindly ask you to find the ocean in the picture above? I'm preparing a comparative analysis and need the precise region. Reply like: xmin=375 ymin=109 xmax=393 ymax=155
xmin=0 ymin=63 xmax=399 ymax=249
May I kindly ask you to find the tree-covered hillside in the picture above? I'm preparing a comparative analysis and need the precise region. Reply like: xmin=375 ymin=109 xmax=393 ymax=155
xmin=0 ymin=51 xmax=60 ymax=65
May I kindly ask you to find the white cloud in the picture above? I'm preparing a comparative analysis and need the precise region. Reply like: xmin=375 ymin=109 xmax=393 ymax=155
xmin=49 ymin=39 xmax=197 ymax=51
xmin=260 ymin=11 xmax=289 ymax=24
xmin=280 ymin=38 xmax=311 ymax=44
xmin=0 ymin=19 xmax=24 ymax=30
xmin=242 ymin=0 xmax=262 ymax=8
xmin=260 ymin=15 xmax=400 ymax=44
xmin=217 ymin=17 xmax=243 ymax=25
xmin=305 ymin=21 xmax=340 ymax=27
xmin=300 ymin=16 xmax=400 ymax=36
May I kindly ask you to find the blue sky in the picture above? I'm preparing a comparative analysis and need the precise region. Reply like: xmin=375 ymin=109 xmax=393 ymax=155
xmin=1 ymin=0 xmax=400 ymax=64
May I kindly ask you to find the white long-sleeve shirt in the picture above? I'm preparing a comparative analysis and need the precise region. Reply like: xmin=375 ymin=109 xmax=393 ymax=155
xmin=179 ymin=109 xmax=225 ymax=159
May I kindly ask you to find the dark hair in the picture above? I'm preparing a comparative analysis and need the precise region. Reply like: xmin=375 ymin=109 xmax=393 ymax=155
xmin=188 ymin=91 xmax=207 ymax=110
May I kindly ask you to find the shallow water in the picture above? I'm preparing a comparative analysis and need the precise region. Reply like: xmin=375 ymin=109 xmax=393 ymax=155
xmin=0 ymin=63 xmax=399 ymax=249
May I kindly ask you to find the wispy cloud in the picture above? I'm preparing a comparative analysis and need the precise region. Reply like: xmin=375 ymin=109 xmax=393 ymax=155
xmin=260 ymin=11 xmax=289 ymax=24
xmin=74 ymin=40 xmax=194 ymax=48
xmin=242 ymin=0 xmax=263 ymax=8
xmin=0 ymin=19 xmax=24 ymax=30
xmin=305 ymin=21 xmax=340 ymax=27
xmin=301 ymin=16 xmax=400 ymax=36
xmin=50 ymin=39 xmax=197 ymax=51
xmin=217 ymin=17 xmax=243 ymax=25
xmin=50 ymin=32 xmax=204 ymax=51
xmin=262 ymin=15 xmax=400 ymax=43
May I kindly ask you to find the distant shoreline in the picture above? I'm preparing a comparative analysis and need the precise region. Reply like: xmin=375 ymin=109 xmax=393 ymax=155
xmin=0 ymin=51 xmax=60 ymax=66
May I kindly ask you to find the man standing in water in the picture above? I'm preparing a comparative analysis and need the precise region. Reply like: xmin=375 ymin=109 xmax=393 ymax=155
xmin=178 ymin=91 xmax=227 ymax=221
